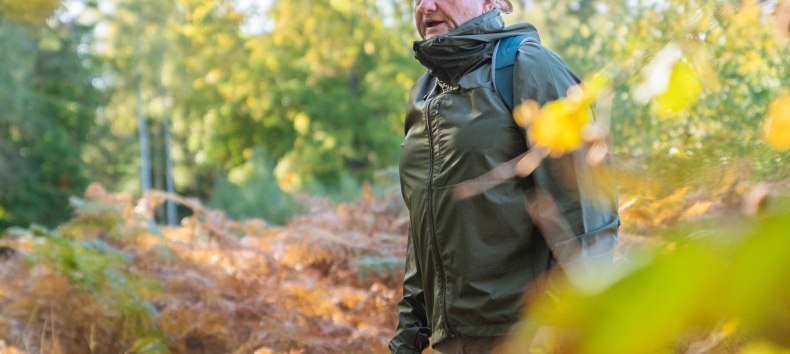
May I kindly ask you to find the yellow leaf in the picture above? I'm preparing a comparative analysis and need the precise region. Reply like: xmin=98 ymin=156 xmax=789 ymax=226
xmin=740 ymin=340 xmax=790 ymax=354
xmin=654 ymin=59 xmax=702 ymax=117
xmin=739 ymin=51 xmax=763 ymax=75
xmin=513 ymin=100 xmax=540 ymax=128
xmin=193 ymin=78 xmax=206 ymax=89
xmin=578 ymin=73 xmax=611 ymax=102
xmin=530 ymin=100 xmax=589 ymax=156
xmin=294 ymin=113 xmax=311 ymax=135
xmin=763 ymin=93 xmax=790 ymax=151
xmin=205 ymin=68 xmax=223 ymax=84
xmin=718 ymin=319 xmax=740 ymax=337
xmin=522 ymin=73 xmax=610 ymax=156
xmin=364 ymin=41 xmax=376 ymax=55
xmin=736 ymin=0 xmax=762 ymax=25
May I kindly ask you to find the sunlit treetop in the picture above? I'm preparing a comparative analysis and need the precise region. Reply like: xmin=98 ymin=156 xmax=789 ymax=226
xmin=0 ymin=0 xmax=61 ymax=26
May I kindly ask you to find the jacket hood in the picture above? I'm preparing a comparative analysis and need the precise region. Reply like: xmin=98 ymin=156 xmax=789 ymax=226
xmin=413 ymin=9 xmax=540 ymax=84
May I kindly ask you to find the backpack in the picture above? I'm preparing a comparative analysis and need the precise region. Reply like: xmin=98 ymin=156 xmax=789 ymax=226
xmin=493 ymin=38 xmax=619 ymax=273
xmin=491 ymin=35 xmax=541 ymax=111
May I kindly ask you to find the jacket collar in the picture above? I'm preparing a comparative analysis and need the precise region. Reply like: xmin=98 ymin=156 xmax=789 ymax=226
xmin=413 ymin=10 xmax=540 ymax=85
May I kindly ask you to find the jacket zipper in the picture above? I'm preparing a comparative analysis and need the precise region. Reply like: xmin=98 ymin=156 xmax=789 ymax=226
xmin=424 ymin=89 xmax=457 ymax=338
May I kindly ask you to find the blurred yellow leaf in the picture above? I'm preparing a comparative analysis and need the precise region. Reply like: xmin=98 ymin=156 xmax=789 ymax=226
xmin=243 ymin=148 xmax=253 ymax=159
xmin=633 ymin=44 xmax=682 ymax=105
xmin=654 ymin=59 xmax=702 ymax=117
xmin=679 ymin=201 xmax=713 ymax=222
xmin=193 ymin=78 xmax=206 ymax=89
xmin=739 ymin=51 xmax=763 ymax=75
xmin=364 ymin=41 xmax=376 ymax=55
xmin=294 ymin=113 xmax=311 ymax=135
xmin=578 ymin=73 xmax=611 ymax=101
xmin=688 ymin=46 xmax=721 ymax=93
xmin=719 ymin=319 xmax=740 ymax=337
xmin=205 ymin=68 xmax=224 ymax=84
xmin=736 ymin=0 xmax=762 ymax=25
xmin=740 ymin=341 xmax=790 ymax=354
xmin=763 ymin=93 xmax=790 ymax=151
xmin=526 ymin=73 xmax=610 ymax=156
xmin=0 ymin=340 xmax=25 ymax=354
xmin=530 ymin=99 xmax=589 ymax=156
xmin=513 ymin=100 xmax=540 ymax=128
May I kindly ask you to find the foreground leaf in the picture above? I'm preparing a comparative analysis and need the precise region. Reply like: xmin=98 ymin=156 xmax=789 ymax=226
xmin=763 ymin=93 xmax=790 ymax=151
xmin=654 ymin=59 xmax=703 ymax=117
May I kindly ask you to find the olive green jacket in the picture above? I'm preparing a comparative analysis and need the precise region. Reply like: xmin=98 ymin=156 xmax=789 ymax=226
xmin=390 ymin=10 xmax=619 ymax=354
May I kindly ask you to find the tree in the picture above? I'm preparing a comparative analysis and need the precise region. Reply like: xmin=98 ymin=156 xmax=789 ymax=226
xmin=512 ymin=0 xmax=790 ymax=194
xmin=0 ymin=1 xmax=99 ymax=228
xmin=243 ymin=0 xmax=423 ymax=191
xmin=86 ymin=0 xmax=422 ymax=216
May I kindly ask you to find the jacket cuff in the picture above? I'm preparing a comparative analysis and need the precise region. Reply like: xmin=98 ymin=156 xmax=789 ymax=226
xmin=554 ymin=216 xmax=619 ymax=266
xmin=389 ymin=326 xmax=431 ymax=354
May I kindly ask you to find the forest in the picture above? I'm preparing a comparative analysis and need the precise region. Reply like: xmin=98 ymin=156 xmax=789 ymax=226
xmin=1 ymin=0 xmax=790 ymax=352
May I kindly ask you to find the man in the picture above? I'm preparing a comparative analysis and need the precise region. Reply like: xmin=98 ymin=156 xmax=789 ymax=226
xmin=391 ymin=1 xmax=620 ymax=353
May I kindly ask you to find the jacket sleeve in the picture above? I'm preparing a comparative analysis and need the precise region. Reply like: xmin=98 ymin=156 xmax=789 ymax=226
xmin=389 ymin=226 xmax=431 ymax=354
xmin=512 ymin=42 xmax=620 ymax=272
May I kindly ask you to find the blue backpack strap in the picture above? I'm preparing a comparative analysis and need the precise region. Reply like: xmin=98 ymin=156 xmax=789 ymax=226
xmin=492 ymin=36 xmax=540 ymax=111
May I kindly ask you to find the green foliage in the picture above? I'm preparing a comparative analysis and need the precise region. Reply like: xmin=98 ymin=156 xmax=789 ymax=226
xmin=4 ymin=0 xmax=788 ymax=228
xmin=505 ymin=207 xmax=790 ymax=353
xmin=350 ymin=255 xmax=404 ymax=280
xmin=3 ymin=0 xmax=787 ymax=352
xmin=129 ymin=337 xmax=170 ymax=354
xmin=257 ymin=0 xmax=423 ymax=190
xmin=8 ymin=223 xmax=167 ymax=350
xmin=29 ymin=236 xmax=157 ymax=313
xmin=492 ymin=1 xmax=790 ymax=351
xmin=2 ymin=194 xmax=169 ymax=351
xmin=207 ymin=146 xmax=302 ymax=224
xmin=84 ymin=0 xmax=422 ymax=200
xmin=0 ymin=13 xmax=98 ymax=229
xmin=516 ymin=0 xmax=790 ymax=176
xmin=0 ymin=178 xmax=410 ymax=353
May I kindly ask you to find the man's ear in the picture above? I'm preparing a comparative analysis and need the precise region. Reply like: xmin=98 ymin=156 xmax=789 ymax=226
xmin=483 ymin=0 xmax=495 ymax=12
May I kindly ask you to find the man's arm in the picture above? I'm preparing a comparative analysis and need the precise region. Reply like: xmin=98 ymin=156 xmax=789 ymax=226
xmin=513 ymin=42 xmax=620 ymax=272
xmin=389 ymin=226 xmax=431 ymax=354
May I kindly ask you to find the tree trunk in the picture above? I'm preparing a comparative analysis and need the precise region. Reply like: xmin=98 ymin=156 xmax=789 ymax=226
xmin=163 ymin=97 xmax=177 ymax=225
xmin=135 ymin=81 xmax=152 ymax=194
xmin=135 ymin=0 xmax=152 ymax=197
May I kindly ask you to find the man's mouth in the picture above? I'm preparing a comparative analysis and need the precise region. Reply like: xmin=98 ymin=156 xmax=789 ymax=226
xmin=425 ymin=20 xmax=444 ymax=29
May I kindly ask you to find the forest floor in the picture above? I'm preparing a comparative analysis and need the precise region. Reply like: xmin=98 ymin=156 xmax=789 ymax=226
xmin=0 ymin=174 xmax=786 ymax=353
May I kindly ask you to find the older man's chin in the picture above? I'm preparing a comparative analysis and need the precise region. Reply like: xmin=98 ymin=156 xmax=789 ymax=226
xmin=423 ymin=24 xmax=451 ymax=39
